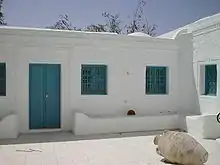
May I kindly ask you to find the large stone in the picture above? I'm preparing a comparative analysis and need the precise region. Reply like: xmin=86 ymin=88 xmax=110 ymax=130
xmin=153 ymin=130 xmax=208 ymax=165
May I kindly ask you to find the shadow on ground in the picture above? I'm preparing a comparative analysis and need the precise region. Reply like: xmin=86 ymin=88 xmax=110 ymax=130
xmin=0 ymin=130 xmax=164 ymax=145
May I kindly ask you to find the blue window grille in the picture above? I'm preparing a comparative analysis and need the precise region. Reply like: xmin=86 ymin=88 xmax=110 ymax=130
xmin=146 ymin=66 xmax=167 ymax=94
xmin=205 ymin=65 xmax=217 ymax=96
xmin=0 ymin=63 xmax=6 ymax=96
xmin=81 ymin=64 xmax=107 ymax=95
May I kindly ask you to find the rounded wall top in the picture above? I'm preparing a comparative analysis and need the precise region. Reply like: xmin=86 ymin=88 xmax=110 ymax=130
xmin=173 ymin=29 xmax=188 ymax=39
xmin=128 ymin=32 xmax=152 ymax=37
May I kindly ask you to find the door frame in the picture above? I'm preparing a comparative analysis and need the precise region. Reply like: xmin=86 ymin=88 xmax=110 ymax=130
xmin=29 ymin=63 xmax=62 ymax=131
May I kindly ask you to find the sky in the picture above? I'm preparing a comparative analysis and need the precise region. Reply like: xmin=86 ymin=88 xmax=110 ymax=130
xmin=3 ymin=0 xmax=220 ymax=36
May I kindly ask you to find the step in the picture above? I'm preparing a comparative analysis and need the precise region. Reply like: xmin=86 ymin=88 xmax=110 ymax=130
xmin=186 ymin=114 xmax=220 ymax=139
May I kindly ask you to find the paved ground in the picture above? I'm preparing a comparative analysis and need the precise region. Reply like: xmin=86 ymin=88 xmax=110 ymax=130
xmin=0 ymin=131 xmax=219 ymax=165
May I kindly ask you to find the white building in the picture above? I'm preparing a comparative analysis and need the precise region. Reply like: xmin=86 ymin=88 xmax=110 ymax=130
xmin=0 ymin=13 xmax=220 ymax=139
xmin=160 ymin=13 xmax=220 ymax=115
xmin=160 ymin=13 xmax=220 ymax=139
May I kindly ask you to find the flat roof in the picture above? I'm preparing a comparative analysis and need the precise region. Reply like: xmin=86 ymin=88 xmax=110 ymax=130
xmin=0 ymin=25 xmax=118 ymax=35
xmin=0 ymin=26 xmax=179 ymax=49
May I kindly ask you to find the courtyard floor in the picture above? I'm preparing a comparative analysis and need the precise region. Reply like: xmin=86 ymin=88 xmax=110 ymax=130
xmin=0 ymin=131 xmax=219 ymax=165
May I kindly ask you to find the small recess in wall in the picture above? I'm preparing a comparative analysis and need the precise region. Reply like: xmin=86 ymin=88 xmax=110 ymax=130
xmin=127 ymin=109 xmax=136 ymax=116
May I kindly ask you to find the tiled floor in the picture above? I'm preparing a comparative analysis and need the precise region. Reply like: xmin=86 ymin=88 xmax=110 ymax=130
xmin=0 ymin=131 xmax=219 ymax=165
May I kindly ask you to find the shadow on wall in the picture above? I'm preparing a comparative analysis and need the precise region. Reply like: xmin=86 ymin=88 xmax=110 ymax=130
xmin=0 ymin=109 xmax=16 ymax=120
xmin=192 ymin=69 xmax=201 ymax=116
xmin=174 ymin=29 xmax=201 ymax=116
xmin=189 ymin=59 xmax=201 ymax=116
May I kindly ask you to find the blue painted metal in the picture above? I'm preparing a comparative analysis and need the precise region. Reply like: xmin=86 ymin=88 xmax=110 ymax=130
xmin=0 ymin=63 xmax=6 ymax=96
xmin=29 ymin=64 xmax=61 ymax=129
xmin=81 ymin=64 xmax=107 ymax=95
xmin=205 ymin=65 xmax=217 ymax=95
xmin=45 ymin=64 xmax=61 ymax=128
xmin=146 ymin=66 xmax=167 ymax=94
xmin=29 ymin=64 xmax=45 ymax=129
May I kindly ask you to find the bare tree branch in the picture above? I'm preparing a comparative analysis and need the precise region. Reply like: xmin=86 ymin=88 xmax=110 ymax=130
xmin=84 ymin=12 xmax=122 ymax=33
xmin=102 ymin=12 xmax=122 ymax=34
xmin=0 ymin=0 xmax=7 ymax=25
xmin=46 ymin=0 xmax=157 ymax=36
xmin=84 ymin=24 xmax=107 ymax=32
xmin=125 ymin=0 xmax=157 ymax=36
xmin=46 ymin=14 xmax=74 ymax=30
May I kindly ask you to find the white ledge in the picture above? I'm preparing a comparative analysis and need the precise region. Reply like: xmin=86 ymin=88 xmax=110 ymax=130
xmin=73 ymin=112 xmax=181 ymax=135
xmin=0 ymin=114 xmax=18 ymax=139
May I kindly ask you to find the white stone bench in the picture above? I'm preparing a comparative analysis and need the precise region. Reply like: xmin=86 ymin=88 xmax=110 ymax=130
xmin=73 ymin=112 xmax=181 ymax=135
xmin=186 ymin=114 xmax=220 ymax=139
xmin=0 ymin=114 xmax=18 ymax=139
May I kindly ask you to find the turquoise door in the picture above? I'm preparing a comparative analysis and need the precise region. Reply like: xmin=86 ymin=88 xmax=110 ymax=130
xmin=29 ymin=64 xmax=61 ymax=129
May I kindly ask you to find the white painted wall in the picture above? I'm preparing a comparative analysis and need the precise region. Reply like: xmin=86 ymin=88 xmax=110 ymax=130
xmin=74 ymin=113 xmax=180 ymax=135
xmin=71 ymin=39 xmax=179 ymax=118
xmin=0 ymin=26 xmax=193 ymax=134
xmin=0 ymin=31 xmax=71 ymax=133
xmin=0 ymin=114 xmax=18 ymax=139
xmin=160 ymin=13 xmax=220 ymax=115
xmin=193 ymin=28 xmax=220 ymax=115
xmin=186 ymin=114 xmax=220 ymax=139
xmin=175 ymin=32 xmax=200 ymax=115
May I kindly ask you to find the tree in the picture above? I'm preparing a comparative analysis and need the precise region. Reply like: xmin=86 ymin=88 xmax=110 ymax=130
xmin=46 ymin=14 xmax=81 ymax=31
xmin=102 ymin=12 xmax=122 ymax=34
xmin=46 ymin=0 xmax=158 ymax=35
xmin=84 ymin=0 xmax=157 ymax=36
xmin=46 ymin=14 xmax=72 ymax=30
xmin=47 ymin=14 xmax=72 ymax=30
xmin=0 ymin=0 xmax=7 ymax=25
xmin=84 ymin=24 xmax=107 ymax=32
xmin=84 ymin=12 xmax=122 ymax=34
xmin=125 ymin=0 xmax=157 ymax=36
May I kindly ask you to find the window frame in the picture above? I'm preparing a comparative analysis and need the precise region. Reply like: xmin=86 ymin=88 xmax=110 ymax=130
xmin=145 ymin=66 xmax=168 ymax=95
xmin=200 ymin=64 xmax=217 ymax=96
xmin=81 ymin=64 xmax=107 ymax=95
xmin=0 ymin=62 xmax=6 ymax=96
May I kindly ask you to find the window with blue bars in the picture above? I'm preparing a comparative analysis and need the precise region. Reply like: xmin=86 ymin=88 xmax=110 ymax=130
xmin=0 ymin=63 xmax=6 ymax=96
xmin=205 ymin=65 xmax=217 ymax=96
xmin=81 ymin=64 xmax=107 ymax=95
xmin=146 ymin=66 xmax=167 ymax=94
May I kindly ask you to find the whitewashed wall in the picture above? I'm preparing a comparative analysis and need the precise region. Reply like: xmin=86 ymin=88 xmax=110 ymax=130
xmin=160 ymin=13 xmax=220 ymax=115
xmin=0 ymin=27 xmax=192 ymax=134
xmin=74 ymin=113 xmax=181 ymax=135
xmin=193 ymin=27 xmax=220 ymax=115
xmin=175 ymin=32 xmax=200 ymax=115
xmin=0 ymin=40 xmax=70 ymax=133
xmin=71 ymin=38 xmax=179 ymax=118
